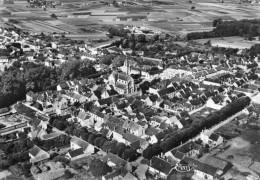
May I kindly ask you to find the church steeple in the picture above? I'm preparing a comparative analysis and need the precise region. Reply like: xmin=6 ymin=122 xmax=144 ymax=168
xmin=126 ymin=56 xmax=129 ymax=75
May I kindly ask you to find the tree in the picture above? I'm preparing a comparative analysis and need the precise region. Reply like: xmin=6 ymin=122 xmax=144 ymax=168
xmin=82 ymin=133 xmax=90 ymax=141
xmin=50 ymin=14 xmax=57 ymax=19
xmin=191 ymin=6 xmax=195 ymax=10
xmin=89 ymin=159 xmax=112 ymax=177
xmin=94 ymin=137 xmax=103 ymax=148
xmin=56 ymin=121 xmax=66 ymax=131
xmin=117 ymin=144 xmax=127 ymax=158
xmin=88 ymin=133 xmax=97 ymax=145
xmin=64 ymin=169 xmax=73 ymax=179
xmin=213 ymin=18 xmax=222 ymax=27
xmin=143 ymin=146 xmax=154 ymax=159
xmin=136 ymin=34 xmax=146 ymax=43
xmin=122 ymin=148 xmax=137 ymax=161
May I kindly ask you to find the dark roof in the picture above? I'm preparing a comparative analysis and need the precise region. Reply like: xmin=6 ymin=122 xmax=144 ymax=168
xmin=123 ymin=132 xmax=141 ymax=143
xmin=68 ymin=148 xmax=84 ymax=158
xmin=148 ymin=94 xmax=158 ymax=102
xmin=209 ymin=133 xmax=220 ymax=142
xmin=202 ymin=156 xmax=229 ymax=170
xmin=157 ymin=87 xmax=176 ymax=96
xmin=29 ymin=145 xmax=42 ymax=157
xmin=183 ymin=157 xmax=218 ymax=176
xmin=151 ymin=156 xmax=173 ymax=175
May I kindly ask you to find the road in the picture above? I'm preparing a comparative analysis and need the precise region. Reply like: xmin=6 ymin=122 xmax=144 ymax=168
xmin=192 ymin=109 xmax=245 ymax=141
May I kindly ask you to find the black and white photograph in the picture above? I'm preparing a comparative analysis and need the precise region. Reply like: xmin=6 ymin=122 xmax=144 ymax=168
xmin=0 ymin=0 xmax=260 ymax=179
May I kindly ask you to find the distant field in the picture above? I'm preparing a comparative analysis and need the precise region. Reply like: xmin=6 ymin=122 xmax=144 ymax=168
xmin=195 ymin=37 xmax=259 ymax=49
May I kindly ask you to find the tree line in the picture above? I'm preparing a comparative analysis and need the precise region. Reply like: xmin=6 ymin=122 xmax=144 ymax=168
xmin=143 ymin=96 xmax=251 ymax=159
xmin=187 ymin=19 xmax=260 ymax=40
xmin=0 ymin=60 xmax=96 ymax=109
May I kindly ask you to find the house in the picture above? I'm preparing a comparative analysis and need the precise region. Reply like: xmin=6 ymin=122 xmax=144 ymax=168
xmin=145 ymin=127 xmax=161 ymax=144
xmin=165 ymin=141 xmax=204 ymax=163
xmin=148 ymin=156 xmax=174 ymax=179
xmin=144 ymin=94 xmax=158 ymax=106
xmin=57 ymin=83 xmax=69 ymax=91
xmin=70 ymin=136 xmax=94 ymax=155
xmin=123 ymin=121 xmax=146 ymax=137
xmin=200 ymin=130 xmax=223 ymax=147
xmin=201 ymin=155 xmax=230 ymax=172
xmin=102 ymin=153 xmax=127 ymax=168
xmin=157 ymin=87 xmax=176 ymax=98
xmin=66 ymin=148 xmax=85 ymax=161
xmin=53 ymin=97 xmax=68 ymax=115
xmin=29 ymin=145 xmax=50 ymax=164
xmin=180 ymin=156 xmax=222 ymax=180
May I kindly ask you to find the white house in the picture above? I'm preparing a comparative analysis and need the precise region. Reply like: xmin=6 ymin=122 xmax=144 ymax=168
xmin=29 ymin=145 xmax=50 ymax=164
xmin=70 ymin=136 xmax=94 ymax=155
xmin=200 ymin=130 xmax=223 ymax=147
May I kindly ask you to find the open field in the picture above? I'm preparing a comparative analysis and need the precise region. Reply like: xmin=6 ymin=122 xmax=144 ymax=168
xmin=212 ymin=121 xmax=260 ymax=175
xmin=194 ymin=36 xmax=260 ymax=49
xmin=0 ymin=0 xmax=259 ymax=42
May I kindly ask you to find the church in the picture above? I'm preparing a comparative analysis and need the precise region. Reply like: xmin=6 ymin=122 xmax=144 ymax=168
xmin=108 ymin=60 xmax=136 ymax=95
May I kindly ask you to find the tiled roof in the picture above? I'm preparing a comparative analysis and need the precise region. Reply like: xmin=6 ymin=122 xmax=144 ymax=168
xmin=151 ymin=156 xmax=173 ymax=175
xmin=183 ymin=156 xmax=218 ymax=176
xmin=68 ymin=148 xmax=84 ymax=158
xmin=209 ymin=133 xmax=220 ymax=142
xmin=29 ymin=145 xmax=42 ymax=157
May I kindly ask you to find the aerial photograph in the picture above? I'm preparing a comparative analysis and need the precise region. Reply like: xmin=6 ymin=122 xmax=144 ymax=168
xmin=0 ymin=0 xmax=260 ymax=179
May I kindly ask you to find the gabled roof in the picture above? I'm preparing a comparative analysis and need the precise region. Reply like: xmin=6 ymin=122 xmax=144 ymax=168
xmin=29 ymin=145 xmax=42 ymax=157
xmin=77 ymin=111 xmax=88 ymax=120
xmin=67 ymin=148 xmax=84 ymax=158
xmin=201 ymin=156 xmax=229 ymax=170
xmin=123 ymin=132 xmax=141 ymax=143
xmin=58 ymin=83 xmax=69 ymax=90
xmin=151 ymin=156 xmax=173 ymax=175
xmin=102 ymin=153 xmax=127 ymax=167
xmin=71 ymin=136 xmax=91 ymax=151
xmin=183 ymin=156 xmax=219 ymax=176
xmin=157 ymin=87 xmax=175 ymax=96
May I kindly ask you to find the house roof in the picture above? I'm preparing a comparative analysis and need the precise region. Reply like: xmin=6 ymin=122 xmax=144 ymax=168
xmin=71 ymin=136 xmax=91 ymax=151
xmin=183 ymin=156 xmax=219 ymax=176
xmin=123 ymin=132 xmax=141 ymax=143
xmin=151 ymin=156 xmax=173 ymax=175
xmin=29 ymin=145 xmax=42 ymax=157
xmin=201 ymin=155 xmax=229 ymax=170
xmin=67 ymin=148 xmax=84 ymax=158
xmin=145 ymin=127 xmax=160 ymax=136
xmin=209 ymin=133 xmax=220 ymax=142
xmin=102 ymin=153 xmax=127 ymax=167
xmin=157 ymin=87 xmax=175 ymax=96
xmin=58 ymin=83 xmax=69 ymax=90
xmin=77 ymin=111 xmax=88 ymax=120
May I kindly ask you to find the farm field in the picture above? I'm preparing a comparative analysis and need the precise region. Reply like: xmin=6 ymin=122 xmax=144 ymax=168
xmin=194 ymin=36 xmax=259 ymax=49
xmin=0 ymin=0 xmax=259 ymax=42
